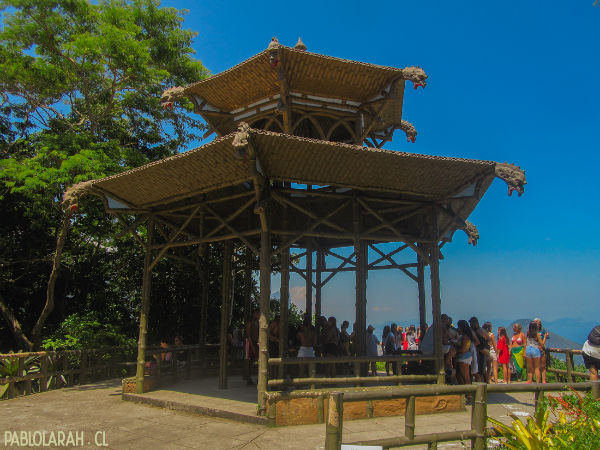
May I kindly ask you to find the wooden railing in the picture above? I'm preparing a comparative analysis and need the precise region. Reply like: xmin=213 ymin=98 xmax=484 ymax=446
xmin=0 ymin=343 xmax=239 ymax=400
xmin=323 ymin=381 xmax=600 ymax=450
xmin=0 ymin=346 xmax=137 ymax=400
xmin=545 ymin=347 xmax=589 ymax=382
xmin=268 ymin=353 xmax=440 ymax=389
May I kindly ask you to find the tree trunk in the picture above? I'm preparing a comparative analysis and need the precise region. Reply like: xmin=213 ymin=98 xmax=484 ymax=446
xmin=0 ymin=292 xmax=34 ymax=350
xmin=31 ymin=209 xmax=74 ymax=349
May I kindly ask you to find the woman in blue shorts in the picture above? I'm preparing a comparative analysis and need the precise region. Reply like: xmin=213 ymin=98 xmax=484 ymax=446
xmin=525 ymin=321 xmax=542 ymax=383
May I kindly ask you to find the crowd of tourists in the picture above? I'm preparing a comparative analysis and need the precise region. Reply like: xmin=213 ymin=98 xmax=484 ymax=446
xmin=234 ymin=311 xmax=600 ymax=384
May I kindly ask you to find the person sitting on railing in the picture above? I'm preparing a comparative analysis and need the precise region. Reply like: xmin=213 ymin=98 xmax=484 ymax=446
xmin=366 ymin=325 xmax=380 ymax=376
xmin=582 ymin=325 xmax=600 ymax=382
xmin=533 ymin=318 xmax=548 ymax=383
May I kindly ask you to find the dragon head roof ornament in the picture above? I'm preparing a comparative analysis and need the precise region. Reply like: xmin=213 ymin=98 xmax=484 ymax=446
xmin=160 ymin=86 xmax=186 ymax=109
xmin=399 ymin=120 xmax=417 ymax=143
xmin=495 ymin=162 xmax=527 ymax=197
xmin=400 ymin=66 xmax=427 ymax=90
xmin=461 ymin=221 xmax=479 ymax=246
xmin=232 ymin=122 xmax=251 ymax=159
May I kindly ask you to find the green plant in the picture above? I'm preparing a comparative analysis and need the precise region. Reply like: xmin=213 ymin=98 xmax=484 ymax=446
xmin=489 ymin=390 xmax=600 ymax=449
xmin=0 ymin=353 xmax=40 ymax=399
xmin=488 ymin=400 xmax=564 ymax=449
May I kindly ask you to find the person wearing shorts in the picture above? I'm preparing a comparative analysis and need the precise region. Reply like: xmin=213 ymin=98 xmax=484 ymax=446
xmin=582 ymin=325 xmax=600 ymax=382
xmin=525 ymin=321 xmax=542 ymax=383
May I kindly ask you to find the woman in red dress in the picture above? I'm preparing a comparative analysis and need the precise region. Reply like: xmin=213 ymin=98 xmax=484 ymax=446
xmin=497 ymin=327 xmax=510 ymax=383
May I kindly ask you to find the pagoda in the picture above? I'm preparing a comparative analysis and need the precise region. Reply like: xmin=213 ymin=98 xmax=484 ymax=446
xmin=80 ymin=38 xmax=526 ymax=412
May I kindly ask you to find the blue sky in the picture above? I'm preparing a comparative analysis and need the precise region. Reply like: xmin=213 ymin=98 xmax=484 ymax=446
xmin=163 ymin=1 xmax=600 ymax=326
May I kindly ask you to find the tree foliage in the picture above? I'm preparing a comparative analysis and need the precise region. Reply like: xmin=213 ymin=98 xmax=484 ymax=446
xmin=0 ymin=0 xmax=217 ymax=350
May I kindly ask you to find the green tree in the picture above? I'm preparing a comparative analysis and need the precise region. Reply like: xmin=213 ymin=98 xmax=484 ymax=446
xmin=0 ymin=0 xmax=208 ymax=350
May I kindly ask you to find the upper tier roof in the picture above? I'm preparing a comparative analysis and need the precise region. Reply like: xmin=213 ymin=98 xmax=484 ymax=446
xmin=161 ymin=39 xmax=427 ymax=143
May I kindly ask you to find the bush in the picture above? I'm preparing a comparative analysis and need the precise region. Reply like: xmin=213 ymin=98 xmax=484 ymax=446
xmin=42 ymin=312 xmax=136 ymax=350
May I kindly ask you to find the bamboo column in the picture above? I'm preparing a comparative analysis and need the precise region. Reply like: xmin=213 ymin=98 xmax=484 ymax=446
xmin=354 ymin=200 xmax=367 ymax=359
xmin=135 ymin=220 xmax=154 ymax=394
xmin=417 ymin=246 xmax=427 ymax=336
xmin=305 ymin=245 xmax=313 ymax=320
xmin=219 ymin=240 xmax=233 ymax=389
xmin=315 ymin=249 xmax=324 ymax=319
xmin=258 ymin=228 xmax=272 ymax=412
xmin=429 ymin=209 xmax=445 ymax=384
xmin=279 ymin=205 xmax=290 ymax=366
xmin=198 ymin=244 xmax=209 ymax=364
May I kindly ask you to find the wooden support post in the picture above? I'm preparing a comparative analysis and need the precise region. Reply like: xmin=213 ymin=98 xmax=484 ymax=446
xmin=198 ymin=244 xmax=209 ymax=367
xmin=592 ymin=380 xmax=599 ymax=399
xmin=566 ymin=352 xmax=574 ymax=383
xmin=366 ymin=400 xmax=374 ymax=418
xmin=219 ymin=240 xmax=233 ymax=389
xmin=79 ymin=350 xmax=88 ymax=386
xmin=417 ymin=247 xmax=427 ymax=335
xmin=279 ymin=252 xmax=290 ymax=378
xmin=305 ymin=246 xmax=313 ymax=320
xmin=471 ymin=383 xmax=487 ymax=450
xmin=257 ymin=228 xmax=271 ymax=413
xmin=317 ymin=395 xmax=325 ymax=423
xmin=355 ymin=240 xmax=367 ymax=355
xmin=315 ymin=249 xmax=324 ymax=319
xmin=40 ymin=353 xmax=48 ymax=392
xmin=325 ymin=392 xmax=344 ymax=450
xmin=429 ymin=209 xmax=445 ymax=385
xmin=405 ymin=395 xmax=416 ymax=440
xmin=135 ymin=220 xmax=154 ymax=394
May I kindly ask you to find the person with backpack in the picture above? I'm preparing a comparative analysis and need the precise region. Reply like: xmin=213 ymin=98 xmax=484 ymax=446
xmin=468 ymin=317 xmax=490 ymax=382
xmin=582 ymin=325 xmax=600 ymax=382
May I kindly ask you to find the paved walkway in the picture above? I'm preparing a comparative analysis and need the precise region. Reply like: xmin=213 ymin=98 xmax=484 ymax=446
xmin=0 ymin=379 xmax=535 ymax=449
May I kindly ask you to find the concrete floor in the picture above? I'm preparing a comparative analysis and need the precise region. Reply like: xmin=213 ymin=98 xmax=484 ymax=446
xmin=0 ymin=378 xmax=536 ymax=449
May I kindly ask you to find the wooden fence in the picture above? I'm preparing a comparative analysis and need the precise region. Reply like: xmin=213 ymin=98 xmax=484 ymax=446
xmin=268 ymin=353 xmax=440 ymax=389
xmin=0 ymin=343 xmax=228 ymax=400
xmin=322 ymin=381 xmax=600 ymax=450
xmin=545 ymin=347 xmax=589 ymax=382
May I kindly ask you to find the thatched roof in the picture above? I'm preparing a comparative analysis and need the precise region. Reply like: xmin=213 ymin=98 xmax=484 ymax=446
xmin=90 ymin=128 xmax=495 ymax=211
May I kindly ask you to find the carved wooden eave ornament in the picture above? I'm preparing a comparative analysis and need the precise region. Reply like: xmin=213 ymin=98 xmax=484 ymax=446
xmin=494 ymin=162 xmax=527 ymax=197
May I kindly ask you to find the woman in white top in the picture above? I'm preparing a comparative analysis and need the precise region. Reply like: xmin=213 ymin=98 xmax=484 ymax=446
xmin=582 ymin=325 xmax=600 ymax=382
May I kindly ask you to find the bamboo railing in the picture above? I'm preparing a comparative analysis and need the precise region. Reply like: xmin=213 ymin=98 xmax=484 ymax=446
xmin=268 ymin=353 xmax=438 ymax=389
xmin=322 ymin=381 xmax=600 ymax=450
xmin=545 ymin=347 xmax=589 ymax=382
xmin=0 ymin=343 xmax=237 ymax=400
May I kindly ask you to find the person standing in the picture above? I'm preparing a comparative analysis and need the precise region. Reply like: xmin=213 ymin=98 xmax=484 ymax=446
xmin=525 ymin=321 xmax=543 ymax=384
xmin=243 ymin=309 xmax=260 ymax=385
xmin=469 ymin=317 xmax=490 ymax=383
xmin=582 ymin=325 xmax=600 ymax=382
xmin=497 ymin=327 xmax=510 ymax=383
xmin=454 ymin=320 xmax=473 ymax=385
xmin=533 ymin=318 xmax=548 ymax=383
xmin=366 ymin=325 xmax=380 ymax=376
xmin=483 ymin=322 xmax=498 ymax=383
xmin=510 ymin=323 xmax=526 ymax=381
